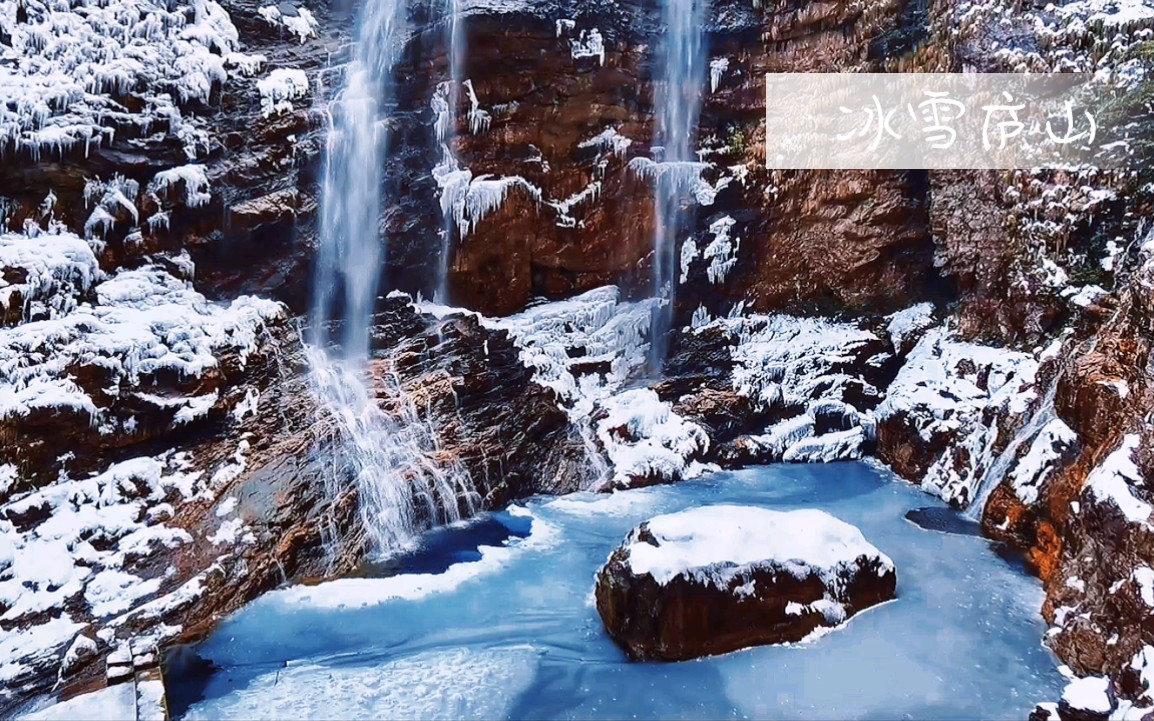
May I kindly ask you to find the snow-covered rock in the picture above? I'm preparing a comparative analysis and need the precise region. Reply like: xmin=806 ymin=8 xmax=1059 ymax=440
xmin=1058 ymin=675 xmax=1114 ymax=721
xmin=1085 ymin=434 xmax=1151 ymax=526
xmin=595 ymin=389 xmax=710 ymax=489
xmin=0 ymin=0 xmax=245 ymax=160
xmin=0 ymin=231 xmax=99 ymax=325
xmin=0 ymin=264 xmax=284 ymax=461
xmin=595 ymin=505 xmax=896 ymax=660
xmin=704 ymin=313 xmax=887 ymax=411
xmin=875 ymin=326 xmax=1039 ymax=506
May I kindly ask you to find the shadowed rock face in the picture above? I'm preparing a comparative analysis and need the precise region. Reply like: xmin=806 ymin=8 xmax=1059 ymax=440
xmin=594 ymin=510 xmax=897 ymax=661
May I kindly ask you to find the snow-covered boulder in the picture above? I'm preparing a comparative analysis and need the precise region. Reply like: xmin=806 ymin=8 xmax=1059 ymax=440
xmin=1056 ymin=675 xmax=1113 ymax=721
xmin=594 ymin=505 xmax=896 ymax=660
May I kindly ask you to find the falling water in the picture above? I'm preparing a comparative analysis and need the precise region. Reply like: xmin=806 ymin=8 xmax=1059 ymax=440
xmin=308 ymin=0 xmax=478 ymax=553
xmin=432 ymin=0 xmax=466 ymax=304
xmin=649 ymin=0 xmax=708 ymax=367
xmin=964 ymin=380 xmax=1060 ymax=521
xmin=307 ymin=347 xmax=480 ymax=554
xmin=311 ymin=0 xmax=406 ymax=358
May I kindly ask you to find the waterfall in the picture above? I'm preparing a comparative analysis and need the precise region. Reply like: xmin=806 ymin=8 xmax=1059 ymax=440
xmin=964 ymin=380 xmax=1060 ymax=521
xmin=308 ymin=347 xmax=480 ymax=554
xmin=649 ymin=0 xmax=708 ymax=367
xmin=308 ymin=0 xmax=478 ymax=554
xmin=432 ymin=0 xmax=466 ymax=304
xmin=311 ymin=0 xmax=406 ymax=359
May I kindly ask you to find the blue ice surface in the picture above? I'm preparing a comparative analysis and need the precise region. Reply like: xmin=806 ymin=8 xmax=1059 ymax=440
xmin=173 ymin=462 xmax=1063 ymax=720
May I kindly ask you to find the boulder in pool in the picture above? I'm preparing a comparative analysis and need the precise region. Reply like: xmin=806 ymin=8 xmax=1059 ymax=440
xmin=594 ymin=505 xmax=896 ymax=661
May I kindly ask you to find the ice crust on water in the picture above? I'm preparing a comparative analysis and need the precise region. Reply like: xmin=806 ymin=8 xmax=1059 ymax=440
xmin=263 ymin=509 xmax=557 ymax=610
xmin=166 ymin=463 xmax=1068 ymax=720
xmin=182 ymin=647 xmax=539 ymax=721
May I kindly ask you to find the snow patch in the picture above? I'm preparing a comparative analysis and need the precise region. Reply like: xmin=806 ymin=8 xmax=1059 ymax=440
xmin=1086 ymin=434 xmax=1150 ymax=525
xmin=257 ymin=68 xmax=310 ymax=118
xmin=625 ymin=505 xmax=894 ymax=592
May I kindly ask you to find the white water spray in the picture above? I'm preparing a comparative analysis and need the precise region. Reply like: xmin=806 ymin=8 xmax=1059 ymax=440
xmin=308 ymin=347 xmax=480 ymax=553
xmin=309 ymin=0 xmax=478 ymax=553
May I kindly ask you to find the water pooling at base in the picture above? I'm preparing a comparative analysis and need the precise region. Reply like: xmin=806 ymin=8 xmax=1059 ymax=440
xmin=172 ymin=462 xmax=1062 ymax=720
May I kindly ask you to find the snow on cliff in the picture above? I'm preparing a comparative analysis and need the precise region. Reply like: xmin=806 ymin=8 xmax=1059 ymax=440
xmin=0 ymin=260 xmax=284 ymax=431
xmin=0 ymin=0 xmax=249 ymax=160
xmin=875 ymin=326 xmax=1038 ymax=505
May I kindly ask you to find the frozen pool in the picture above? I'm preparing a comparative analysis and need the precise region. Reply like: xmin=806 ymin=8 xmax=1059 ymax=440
xmin=171 ymin=462 xmax=1062 ymax=720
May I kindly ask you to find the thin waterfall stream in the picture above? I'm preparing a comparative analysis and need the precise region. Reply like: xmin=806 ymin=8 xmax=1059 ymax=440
xmin=649 ymin=0 xmax=707 ymax=367
xmin=433 ymin=0 xmax=466 ymax=304
xmin=964 ymin=379 xmax=1060 ymax=521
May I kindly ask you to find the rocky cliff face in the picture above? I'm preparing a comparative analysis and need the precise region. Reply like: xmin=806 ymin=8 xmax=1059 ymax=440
xmin=2 ymin=0 xmax=1154 ymax=715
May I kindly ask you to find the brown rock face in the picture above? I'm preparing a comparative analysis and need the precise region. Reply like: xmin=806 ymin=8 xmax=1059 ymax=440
xmin=374 ymin=0 xmax=943 ymax=319
xmin=594 ymin=507 xmax=896 ymax=661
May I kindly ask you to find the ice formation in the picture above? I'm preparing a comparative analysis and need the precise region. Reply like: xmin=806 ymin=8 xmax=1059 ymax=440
xmin=876 ymin=326 xmax=1039 ymax=506
xmin=708 ymin=313 xmax=882 ymax=409
xmin=546 ymin=182 xmax=601 ymax=228
xmin=0 ymin=452 xmax=227 ymax=701
xmin=0 ymin=264 xmax=284 ymax=429
xmin=596 ymin=389 xmax=711 ymax=488
xmin=257 ymin=4 xmax=318 ymax=43
xmin=0 ymin=0 xmax=246 ymax=160
xmin=1008 ymin=419 xmax=1077 ymax=505
xmin=569 ymin=28 xmax=605 ymax=65
xmin=257 ymin=69 xmax=311 ymax=118
xmin=709 ymin=57 xmax=729 ymax=93
xmin=484 ymin=286 xmax=660 ymax=418
xmin=702 ymin=215 xmax=739 ymax=284
xmin=148 ymin=164 xmax=212 ymax=209
xmin=0 ymin=231 xmax=99 ymax=324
